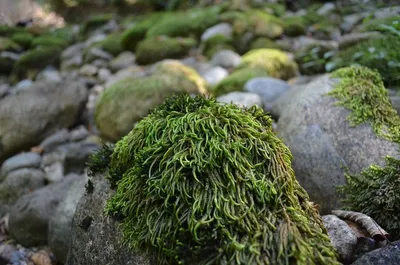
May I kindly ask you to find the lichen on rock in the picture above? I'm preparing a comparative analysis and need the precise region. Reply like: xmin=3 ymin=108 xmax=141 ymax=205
xmin=91 ymin=94 xmax=339 ymax=265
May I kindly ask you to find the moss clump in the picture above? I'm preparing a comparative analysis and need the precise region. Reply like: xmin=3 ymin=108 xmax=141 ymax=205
xmin=212 ymin=67 xmax=268 ymax=96
xmin=0 ymin=37 xmax=21 ymax=52
xmin=339 ymin=156 xmax=400 ymax=240
xmin=283 ymin=17 xmax=306 ymax=37
xmin=121 ymin=12 xmax=166 ymax=52
xmin=82 ymin=14 xmax=114 ymax=35
xmin=30 ymin=36 xmax=68 ymax=49
xmin=328 ymin=66 xmax=400 ymax=143
xmin=249 ymin=37 xmax=281 ymax=50
xmin=0 ymin=25 xmax=25 ymax=37
xmin=135 ymin=36 xmax=196 ymax=65
xmin=237 ymin=49 xmax=298 ymax=80
xmin=358 ymin=16 xmax=400 ymax=33
xmin=11 ymin=32 xmax=34 ymax=49
xmin=201 ymin=34 xmax=235 ymax=58
xmin=331 ymin=35 xmax=400 ymax=87
xmin=97 ymin=94 xmax=339 ymax=265
xmin=92 ymin=34 xmax=124 ymax=56
xmin=146 ymin=6 xmax=222 ymax=38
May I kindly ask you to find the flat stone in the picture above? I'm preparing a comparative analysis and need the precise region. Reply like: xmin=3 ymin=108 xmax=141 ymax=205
xmin=1 ymin=152 xmax=42 ymax=179
xmin=202 ymin=66 xmax=228 ymax=86
xmin=217 ymin=92 xmax=263 ymax=108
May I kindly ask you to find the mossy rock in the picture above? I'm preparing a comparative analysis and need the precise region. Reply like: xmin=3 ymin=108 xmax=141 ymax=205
xmin=30 ymin=36 xmax=69 ymax=49
xmin=256 ymin=3 xmax=286 ymax=17
xmin=11 ymin=47 xmax=62 ymax=82
xmin=95 ymin=61 xmax=206 ymax=141
xmin=295 ymin=44 xmax=336 ymax=75
xmin=82 ymin=14 xmax=114 ymax=35
xmin=0 ymin=55 xmax=16 ymax=74
xmin=237 ymin=48 xmax=298 ymax=80
xmin=0 ymin=25 xmax=25 ymax=37
xmin=283 ymin=17 xmax=306 ymax=37
xmin=91 ymin=94 xmax=339 ymax=265
xmin=331 ymin=35 xmax=400 ymax=87
xmin=135 ymin=36 xmax=196 ymax=65
xmin=249 ymin=37 xmax=281 ymax=50
xmin=121 ymin=12 xmax=166 ymax=52
xmin=201 ymin=34 xmax=235 ymax=58
xmin=11 ymin=32 xmax=34 ymax=49
xmin=146 ymin=6 xmax=222 ymax=39
xmin=212 ymin=67 xmax=268 ymax=96
xmin=357 ymin=16 xmax=400 ymax=33
xmin=92 ymin=34 xmax=124 ymax=57
xmin=276 ymin=66 xmax=400 ymax=213
xmin=0 ymin=37 xmax=21 ymax=52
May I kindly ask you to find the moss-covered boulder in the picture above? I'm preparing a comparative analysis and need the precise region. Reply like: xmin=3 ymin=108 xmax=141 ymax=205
xmin=0 ymin=25 xmax=25 ymax=37
xmin=276 ymin=66 xmax=400 ymax=213
xmin=90 ymin=33 xmax=124 ymax=57
xmin=201 ymin=34 xmax=235 ymax=58
xmin=135 ymin=36 xmax=196 ymax=65
xmin=11 ymin=32 xmax=34 ymax=49
xmin=30 ymin=36 xmax=69 ymax=49
xmin=249 ymin=37 xmax=281 ymax=50
xmin=295 ymin=43 xmax=336 ymax=75
xmin=81 ymin=14 xmax=114 ymax=35
xmin=88 ymin=94 xmax=339 ymax=265
xmin=0 ymin=37 xmax=21 ymax=52
xmin=330 ymin=35 xmax=400 ymax=87
xmin=95 ymin=60 xmax=206 ymax=141
xmin=11 ymin=47 xmax=62 ymax=82
xmin=283 ymin=17 xmax=306 ymax=37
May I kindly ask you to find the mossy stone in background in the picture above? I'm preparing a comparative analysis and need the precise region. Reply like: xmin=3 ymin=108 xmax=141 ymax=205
xmin=201 ymin=34 xmax=235 ymax=58
xmin=91 ymin=33 xmax=124 ymax=57
xmin=135 ymin=36 xmax=196 ymax=65
xmin=95 ymin=94 xmax=339 ymax=265
xmin=295 ymin=44 xmax=336 ymax=75
xmin=81 ymin=14 xmax=114 ymax=35
xmin=283 ymin=16 xmax=306 ymax=37
xmin=0 ymin=37 xmax=21 ymax=52
xmin=249 ymin=37 xmax=281 ymax=50
xmin=11 ymin=32 xmax=34 ymax=49
xmin=30 ymin=36 xmax=69 ymax=49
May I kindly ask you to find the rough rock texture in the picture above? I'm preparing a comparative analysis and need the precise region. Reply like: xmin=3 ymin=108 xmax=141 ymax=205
xmin=0 ymin=81 xmax=88 ymax=162
xmin=322 ymin=215 xmax=358 ymax=263
xmin=66 ymin=175 xmax=154 ymax=265
xmin=351 ymin=240 xmax=400 ymax=265
xmin=276 ymin=74 xmax=399 ymax=213
xmin=8 ymin=174 xmax=80 ymax=247
xmin=48 ymin=175 xmax=88 ymax=264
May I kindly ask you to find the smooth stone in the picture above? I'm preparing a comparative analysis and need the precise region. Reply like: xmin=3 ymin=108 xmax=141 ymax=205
xmin=210 ymin=50 xmax=242 ymax=69
xmin=43 ymin=161 xmax=64 ymax=183
xmin=202 ymin=66 xmax=228 ymax=86
xmin=14 ymin=79 xmax=33 ymax=92
xmin=39 ymin=129 xmax=70 ymax=154
xmin=109 ymin=51 xmax=136 ymax=72
xmin=62 ymin=43 xmax=85 ymax=60
xmin=1 ymin=152 xmax=42 ymax=179
xmin=201 ymin=23 xmax=233 ymax=42
xmin=36 ymin=69 xmax=62 ymax=82
xmin=217 ymin=92 xmax=263 ymax=108
xmin=79 ymin=64 xmax=98 ymax=77
xmin=98 ymin=68 xmax=112 ymax=82
xmin=351 ymin=240 xmax=400 ymax=265
xmin=69 ymin=126 xmax=89 ymax=142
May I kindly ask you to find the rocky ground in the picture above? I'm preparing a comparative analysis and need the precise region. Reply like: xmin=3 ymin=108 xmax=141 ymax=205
xmin=1 ymin=0 xmax=400 ymax=264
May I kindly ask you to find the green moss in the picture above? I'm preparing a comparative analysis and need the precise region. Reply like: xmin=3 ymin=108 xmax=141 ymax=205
xmin=0 ymin=25 xmax=25 ymax=37
xmin=212 ymin=67 xmax=268 ymax=96
xmin=258 ymin=3 xmax=286 ymax=17
xmin=358 ymin=16 xmax=400 ymax=33
xmin=249 ymin=37 xmax=280 ymax=50
xmin=339 ymin=156 xmax=400 ymax=240
xmin=201 ymin=34 xmax=235 ymax=58
xmin=331 ymin=35 xmax=400 ymax=87
xmin=283 ymin=17 xmax=306 ymax=37
xmin=30 ymin=36 xmax=68 ymax=49
xmin=99 ymin=94 xmax=339 ymax=265
xmin=237 ymin=49 xmax=298 ymax=80
xmin=11 ymin=32 xmax=34 ymax=49
xmin=135 ymin=36 xmax=196 ymax=65
xmin=92 ymin=34 xmax=124 ymax=56
xmin=121 ymin=12 xmax=166 ymax=52
xmin=295 ymin=44 xmax=335 ymax=75
xmin=146 ymin=6 xmax=222 ymax=38
xmin=0 ymin=37 xmax=21 ymax=52
xmin=82 ymin=14 xmax=114 ymax=35
xmin=328 ymin=66 xmax=400 ymax=143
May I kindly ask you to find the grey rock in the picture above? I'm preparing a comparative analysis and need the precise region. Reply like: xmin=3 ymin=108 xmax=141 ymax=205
xmin=0 ymin=84 xmax=9 ymax=99
xmin=36 ymin=69 xmax=62 ymax=82
xmin=244 ymin=77 xmax=291 ymax=112
xmin=84 ymin=47 xmax=113 ymax=64
xmin=210 ymin=50 xmax=242 ymax=69
xmin=339 ymin=32 xmax=382 ymax=49
xmin=341 ymin=13 xmax=366 ymax=33
xmin=217 ymin=92 xmax=263 ymax=108
xmin=55 ymin=142 xmax=99 ymax=174
xmin=178 ymin=57 xmax=213 ymax=76
xmin=48 ymin=175 xmax=87 ymax=263
xmin=0 ymin=168 xmax=46 ymax=216
xmin=42 ymin=152 xmax=66 ymax=167
xmin=43 ymin=161 xmax=64 ymax=183
xmin=8 ymin=174 xmax=80 ymax=246
xmin=79 ymin=64 xmax=98 ymax=77
xmin=14 ymin=79 xmax=33 ymax=92
xmin=0 ymin=81 xmax=88 ymax=162
xmin=351 ymin=240 xmax=400 ymax=265
xmin=1 ymin=152 xmax=42 ymax=179
xmin=202 ymin=66 xmax=228 ymax=86
xmin=201 ymin=23 xmax=233 ymax=42
xmin=40 ymin=129 xmax=70 ymax=154
xmin=98 ymin=68 xmax=112 ymax=82
xmin=276 ymin=75 xmax=400 ymax=213
xmin=391 ymin=96 xmax=400 ymax=115
xmin=84 ymin=34 xmax=107 ymax=48
xmin=316 ymin=2 xmax=335 ymax=15
xmin=1 ymin=51 xmax=20 ymax=61
xmin=322 ymin=215 xmax=357 ymax=262
xmin=66 ymin=174 xmax=154 ymax=265
xmin=61 ymin=54 xmax=83 ymax=70
xmin=109 ymin=51 xmax=136 ymax=72
xmin=69 ymin=126 xmax=89 ymax=142
xmin=62 ymin=43 xmax=85 ymax=60
xmin=91 ymin=59 xmax=109 ymax=69
xmin=105 ymin=66 xmax=147 ymax=87
xmin=291 ymin=37 xmax=338 ymax=52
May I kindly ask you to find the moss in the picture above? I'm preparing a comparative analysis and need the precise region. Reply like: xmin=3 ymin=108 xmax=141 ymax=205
xmin=249 ymin=37 xmax=280 ymax=50
xmin=82 ymin=14 xmax=114 ymax=35
xmin=358 ymin=16 xmax=400 ymax=33
xmin=257 ymin=3 xmax=286 ymax=17
xmin=98 ymin=94 xmax=339 ymax=265
xmin=146 ymin=6 xmax=222 ymax=38
xmin=11 ymin=32 xmax=34 ymax=49
xmin=0 ymin=37 xmax=21 ymax=52
xmin=331 ymin=35 xmax=400 ymax=87
xmin=201 ymin=34 xmax=235 ymax=58
xmin=30 ymin=36 xmax=68 ymax=49
xmin=212 ymin=67 xmax=268 ymax=96
xmin=295 ymin=44 xmax=335 ymax=75
xmin=121 ymin=12 xmax=166 ymax=52
xmin=0 ymin=25 xmax=25 ymax=37
xmin=328 ymin=66 xmax=400 ymax=143
xmin=283 ymin=17 xmax=306 ymax=37
xmin=92 ymin=34 xmax=124 ymax=56
xmin=339 ymin=156 xmax=400 ymax=240
xmin=237 ymin=48 xmax=298 ymax=80
xmin=135 ymin=36 xmax=196 ymax=65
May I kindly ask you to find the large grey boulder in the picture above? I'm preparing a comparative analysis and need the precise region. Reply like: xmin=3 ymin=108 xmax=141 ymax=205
xmin=66 ymin=174 xmax=154 ymax=265
xmin=0 ymin=81 xmax=88 ymax=162
xmin=351 ymin=240 xmax=400 ymax=265
xmin=48 ymin=175 xmax=88 ymax=264
xmin=276 ymin=74 xmax=399 ymax=213
xmin=8 ymin=174 xmax=80 ymax=246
